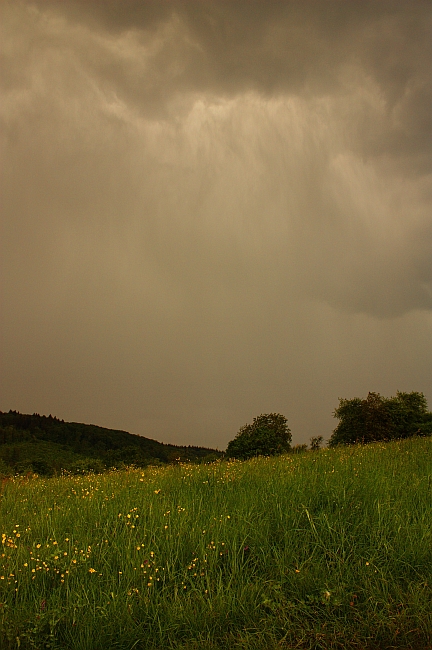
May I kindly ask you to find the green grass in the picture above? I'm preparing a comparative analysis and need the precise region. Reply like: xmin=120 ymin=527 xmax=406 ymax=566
xmin=1 ymin=437 xmax=431 ymax=649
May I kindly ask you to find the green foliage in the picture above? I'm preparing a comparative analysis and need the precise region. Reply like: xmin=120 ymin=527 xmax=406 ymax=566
xmin=1 ymin=437 xmax=431 ymax=649
xmin=309 ymin=435 xmax=324 ymax=451
xmin=226 ymin=413 xmax=291 ymax=459
xmin=0 ymin=411 xmax=223 ymax=476
xmin=69 ymin=458 xmax=106 ymax=475
xmin=0 ymin=457 xmax=12 ymax=478
xmin=290 ymin=443 xmax=308 ymax=454
xmin=329 ymin=391 xmax=432 ymax=446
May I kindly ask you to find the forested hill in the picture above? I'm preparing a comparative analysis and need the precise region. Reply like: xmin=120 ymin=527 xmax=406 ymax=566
xmin=0 ymin=410 xmax=222 ymax=476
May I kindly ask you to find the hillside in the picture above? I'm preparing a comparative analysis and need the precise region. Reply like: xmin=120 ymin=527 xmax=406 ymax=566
xmin=0 ymin=410 xmax=222 ymax=475
xmin=1 ymin=437 xmax=431 ymax=649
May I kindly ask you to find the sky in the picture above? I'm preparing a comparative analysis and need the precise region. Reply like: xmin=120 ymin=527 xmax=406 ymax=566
xmin=1 ymin=0 xmax=431 ymax=449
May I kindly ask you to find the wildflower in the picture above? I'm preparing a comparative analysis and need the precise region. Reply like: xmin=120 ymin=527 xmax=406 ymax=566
xmin=89 ymin=568 xmax=96 ymax=574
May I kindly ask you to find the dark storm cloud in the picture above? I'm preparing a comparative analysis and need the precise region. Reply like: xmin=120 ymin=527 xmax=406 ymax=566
xmin=1 ymin=0 xmax=431 ymax=445
xmin=21 ymin=0 xmax=432 ymax=164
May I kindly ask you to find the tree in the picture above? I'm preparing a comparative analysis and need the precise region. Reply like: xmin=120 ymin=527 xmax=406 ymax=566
xmin=329 ymin=391 xmax=432 ymax=447
xmin=328 ymin=397 xmax=365 ymax=446
xmin=362 ymin=392 xmax=395 ymax=443
xmin=388 ymin=391 xmax=432 ymax=438
xmin=226 ymin=413 xmax=291 ymax=460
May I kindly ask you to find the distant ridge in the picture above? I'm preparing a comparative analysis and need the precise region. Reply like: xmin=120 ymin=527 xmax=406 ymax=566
xmin=0 ymin=410 xmax=222 ymax=476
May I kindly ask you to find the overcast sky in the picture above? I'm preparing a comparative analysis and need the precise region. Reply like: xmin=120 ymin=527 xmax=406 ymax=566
xmin=1 ymin=0 xmax=431 ymax=449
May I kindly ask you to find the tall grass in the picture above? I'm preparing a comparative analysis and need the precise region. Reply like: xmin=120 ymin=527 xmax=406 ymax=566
xmin=1 ymin=437 xmax=431 ymax=649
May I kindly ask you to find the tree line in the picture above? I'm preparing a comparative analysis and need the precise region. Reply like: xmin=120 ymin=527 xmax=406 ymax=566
xmin=225 ymin=391 xmax=432 ymax=460
xmin=1 ymin=391 xmax=431 ymax=474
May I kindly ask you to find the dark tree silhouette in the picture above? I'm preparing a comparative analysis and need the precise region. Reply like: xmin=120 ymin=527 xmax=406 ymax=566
xmin=329 ymin=391 xmax=432 ymax=446
xmin=226 ymin=413 xmax=291 ymax=460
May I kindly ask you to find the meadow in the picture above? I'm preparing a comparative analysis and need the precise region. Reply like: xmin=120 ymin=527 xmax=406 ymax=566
xmin=1 ymin=437 xmax=431 ymax=650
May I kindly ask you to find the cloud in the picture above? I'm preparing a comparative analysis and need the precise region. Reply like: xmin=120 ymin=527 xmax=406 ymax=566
xmin=1 ymin=0 xmax=431 ymax=445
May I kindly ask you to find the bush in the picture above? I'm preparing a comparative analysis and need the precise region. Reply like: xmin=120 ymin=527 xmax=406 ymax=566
xmin=226 ymin=413 xmax=292 ymax=460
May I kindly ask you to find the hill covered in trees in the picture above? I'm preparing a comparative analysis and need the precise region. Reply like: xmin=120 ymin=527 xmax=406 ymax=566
xmin=0 ymin=411 xmax=222 ymax=476
xmin=2 ymin=390 xmax=430 ymax=476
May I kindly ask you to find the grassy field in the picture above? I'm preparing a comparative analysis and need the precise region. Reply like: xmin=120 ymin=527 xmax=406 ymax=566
xmin=1 ymin=437 xmax=431 ymax=650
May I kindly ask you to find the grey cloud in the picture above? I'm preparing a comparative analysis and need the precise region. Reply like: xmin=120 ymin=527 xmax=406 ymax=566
xmin=1 ymin=0 xmax=431 ymax=446
xmin=4 ymin=1 xmax=431 ymax=169
xmin=20 ymin=2 xmax=432 ymax=113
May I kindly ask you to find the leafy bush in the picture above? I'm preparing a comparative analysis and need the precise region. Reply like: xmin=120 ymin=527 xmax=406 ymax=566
xmin=226 ymin=413 xmax=291 ymax=460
